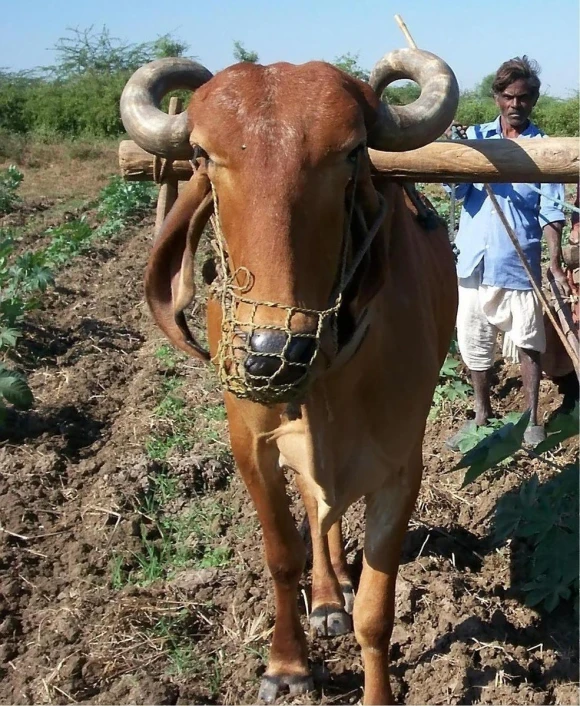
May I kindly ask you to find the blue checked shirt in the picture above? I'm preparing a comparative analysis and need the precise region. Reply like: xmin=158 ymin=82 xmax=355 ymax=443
xmin=447 ymin=116 xmax=566 ymax=290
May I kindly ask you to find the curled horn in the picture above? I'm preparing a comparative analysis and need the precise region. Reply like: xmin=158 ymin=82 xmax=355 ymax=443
xmin=367 ymin=48 xmax=459 ymax=152
xmin=120 ymin=57 xmax=213 ymax=159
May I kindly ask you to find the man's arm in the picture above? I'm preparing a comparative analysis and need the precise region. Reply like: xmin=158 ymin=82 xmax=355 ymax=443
xmin=544 ymin=221 xmax=571 ymax=294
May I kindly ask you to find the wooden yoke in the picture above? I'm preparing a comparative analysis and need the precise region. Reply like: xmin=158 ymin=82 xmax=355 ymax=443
xmin=120 ymin=136 xmax=580 ymax=184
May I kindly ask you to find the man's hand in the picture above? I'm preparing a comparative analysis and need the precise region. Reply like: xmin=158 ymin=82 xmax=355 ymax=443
xmin=444 ymin=122 xmax=468 ymax=140
xmin=548 ymin=262 xmax=572 ymax=296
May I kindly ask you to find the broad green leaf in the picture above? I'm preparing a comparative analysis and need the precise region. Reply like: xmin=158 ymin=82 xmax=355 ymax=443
xmin=455 ymin=410 xmax=531 ymax=486
xmin=440 ymin=356 xmax=460 ymax=377
xmin=0 ymin=327 xmax=20 ymax=348
xmin=0 ymin=367 xmax=33 ymax=409
xmin=534 ymin=403 xmax=579 ymax=453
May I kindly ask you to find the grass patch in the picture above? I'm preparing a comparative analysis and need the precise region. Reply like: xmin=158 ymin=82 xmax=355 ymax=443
xmin=113 ymin=494 xmax=233 ymax=587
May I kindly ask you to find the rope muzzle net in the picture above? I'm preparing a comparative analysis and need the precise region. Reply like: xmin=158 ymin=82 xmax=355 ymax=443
xmin=207 ymin=167 xmax=387 ymax=405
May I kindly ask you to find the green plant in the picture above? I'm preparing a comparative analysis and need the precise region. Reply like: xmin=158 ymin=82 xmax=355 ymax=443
xmin=455 ymin=404 xmax=579 ymax=612
xmin=44 ymin=218 xmax=93 ymax=265
xmin=154 ymin=343 xmax=184 ymax=371
xmin=0 ymin=363 xmax=33 ymax=423
xmin=96 ymin=176 xmax=156 ymax=236
xmin=0 ymin=165 xmax=24 ymax=214
xmin=233 ymin=40 xmax=259 ymax=64
xmin=430 ymin=354 xmax=472 ymax=419
xmin=496 ymin=465 xmax=578 ymax=612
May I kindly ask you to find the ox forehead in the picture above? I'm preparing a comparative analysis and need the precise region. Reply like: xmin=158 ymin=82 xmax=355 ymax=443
xmin=189 ymin=61 xmax=378 ymax=164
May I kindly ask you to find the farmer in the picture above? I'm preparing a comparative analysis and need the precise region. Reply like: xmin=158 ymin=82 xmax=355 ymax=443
xmin=446 ymin=56 xmax=567 ymax=447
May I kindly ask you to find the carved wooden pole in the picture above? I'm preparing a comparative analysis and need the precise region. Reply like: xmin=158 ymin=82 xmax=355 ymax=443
xmin=153 ymin=96 xmax=182 ymax=240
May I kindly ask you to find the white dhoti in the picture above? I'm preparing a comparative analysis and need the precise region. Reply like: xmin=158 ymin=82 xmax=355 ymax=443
xmin=457 ymin=263 xmax=545 ymax=371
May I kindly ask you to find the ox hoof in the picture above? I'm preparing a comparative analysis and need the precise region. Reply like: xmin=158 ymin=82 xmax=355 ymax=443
xmin=310 ymin=604 xmax=352 ymax=637
xmin=341 ymin=583 xmax=355 ymax=614
xmin=258 ymin=674 xmax=314 ymax=703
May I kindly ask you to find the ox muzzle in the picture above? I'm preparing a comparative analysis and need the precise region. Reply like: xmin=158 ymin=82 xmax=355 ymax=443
xmin=209 ymin=176 xmax=388 ymax=405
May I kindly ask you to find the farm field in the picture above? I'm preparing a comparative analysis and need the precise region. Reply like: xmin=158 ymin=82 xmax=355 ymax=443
xmin=0 ymin=142 xmax=578 ymax=705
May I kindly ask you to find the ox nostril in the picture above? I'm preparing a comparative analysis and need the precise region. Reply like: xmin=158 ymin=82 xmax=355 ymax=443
xmin=244 ymin=331 xmax=317 ymax=386
xmin=285 ymin=336 xmax=316 ymax=366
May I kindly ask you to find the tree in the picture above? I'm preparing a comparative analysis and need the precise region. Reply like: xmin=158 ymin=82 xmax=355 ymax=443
xmin=233 ymin=41 xmax=259 ymax=64
xmin=475 ymin=72 xmax=495 ymax=98
xmin=151 ymin=34 xmax=190 ymax=60
xmin=332 ymin=52 xmax=369 ymax=82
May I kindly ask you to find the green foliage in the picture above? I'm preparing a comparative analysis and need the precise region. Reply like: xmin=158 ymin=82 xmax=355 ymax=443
xmin=495 ymin=465 xmax=578 ymax=612
xmin=96 ymin=176 xmax=156 ymax=236
xmin=535 ymin=402 xmax=579 ymax=453
xmin=0 ymin=165 xmax=24 ymax=214
xmin=430 ymin=353 xmax=472 ymax=419
xmin=1 ymin=28 xmax=578 ymax=138
xmin=333 ymin=52 xmax=369 ymax=82
xmin=455 ymin=405 xmax=579 ymax=612
xmin=475 ymin=73 xmax=495 ymax=98
xmin=0 ymin=173 xmax=155 ymax=428
xmin=0 ymin=363 xmax=33 ymax=422
xmin=0 ymin=27 xmax=190 ymax=138
xmin=533 ymin=93 xmax=580 ymax=137
xmin=44 ymin=219 xmax=93 ymax=265
xmin=454 ymin=411 xmax=530 ymax=485
xmin=233 ymin=40 xmax=259 ymax=64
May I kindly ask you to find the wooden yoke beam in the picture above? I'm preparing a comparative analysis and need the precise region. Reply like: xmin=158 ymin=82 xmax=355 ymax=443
xmin=120 ymin=137 xmax=579 ymax=184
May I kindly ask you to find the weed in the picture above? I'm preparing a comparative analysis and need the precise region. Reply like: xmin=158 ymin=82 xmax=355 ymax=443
xmin=0 ymin=165 xmax=23 ymax=214
xmin=110 ymin=553 xmax=125 ymax=589
xmin=155 ymin=343 xmax=184 ymax=371
xmin=430 ymin=353 xmax=472 ymax=420
xmin=125 ymin=496 xmax=233 ymax=586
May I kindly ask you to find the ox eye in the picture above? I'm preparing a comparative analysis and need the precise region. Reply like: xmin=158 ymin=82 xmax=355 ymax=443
xmin=192 ymin=144 xmax=210 ymax=162
xmin=346 ymin=144 xmax=364 ymax=164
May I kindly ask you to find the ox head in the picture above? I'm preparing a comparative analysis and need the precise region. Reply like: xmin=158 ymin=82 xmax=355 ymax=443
xmin=121 ymin=49 xmax=458 ymax=404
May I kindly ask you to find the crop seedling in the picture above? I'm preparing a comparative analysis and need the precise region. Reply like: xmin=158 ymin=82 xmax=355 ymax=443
xmin=430 ymin=353 xmax=472 ymax=420
xmin=0 ymin=363 xmax=33 ymax=423
xmin=455 ymin=404 xmax=579 ymax=612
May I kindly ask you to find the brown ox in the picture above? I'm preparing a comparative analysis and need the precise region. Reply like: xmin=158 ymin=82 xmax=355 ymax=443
xmin=121 ymin=48 xmax=459 ymax=704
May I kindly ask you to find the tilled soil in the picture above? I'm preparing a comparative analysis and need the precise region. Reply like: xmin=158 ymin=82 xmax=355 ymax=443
xmin=0 ymin=180 xmax=578 ymax=705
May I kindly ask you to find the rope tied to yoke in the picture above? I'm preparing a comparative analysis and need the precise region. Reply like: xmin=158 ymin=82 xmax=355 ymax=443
xmin=206 ymin=158 xmax=388 ymax=404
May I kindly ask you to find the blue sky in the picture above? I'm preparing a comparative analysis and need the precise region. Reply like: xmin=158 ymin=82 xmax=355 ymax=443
xmin=1 ymin=0 xmax=578 ymax=97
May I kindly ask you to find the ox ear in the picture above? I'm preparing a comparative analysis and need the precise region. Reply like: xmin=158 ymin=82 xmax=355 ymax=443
xmin=144 ymin=165 xmax=214 ymax=360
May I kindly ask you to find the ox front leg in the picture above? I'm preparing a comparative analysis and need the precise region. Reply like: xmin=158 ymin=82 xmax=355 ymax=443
xmin=353 ymin=452 xmax=423 ymax=705
xmin=296 ymin=476 xmax=352 ymax=637
xmin=226 ymin=401 xmax=312 ymax=703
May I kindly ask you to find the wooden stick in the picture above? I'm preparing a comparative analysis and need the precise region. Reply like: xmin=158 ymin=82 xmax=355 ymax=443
xmin=394 ymin=14 xmax=418 ymax=49
xmin=154 ymin=96 xmax=182 ymax=239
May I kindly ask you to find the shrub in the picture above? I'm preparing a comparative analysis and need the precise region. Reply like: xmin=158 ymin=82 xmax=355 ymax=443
xmin=0 ymin=165 xmax=24 ymax=214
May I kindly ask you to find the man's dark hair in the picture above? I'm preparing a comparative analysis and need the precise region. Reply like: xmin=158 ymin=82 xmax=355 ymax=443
xmin=492 ymin=56 xmax=541 ymax=96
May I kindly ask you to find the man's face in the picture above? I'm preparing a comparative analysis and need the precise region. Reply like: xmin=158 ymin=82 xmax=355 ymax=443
xmin=494 ymin=78 xmax=538 ymax=128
